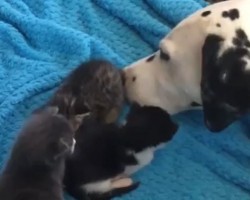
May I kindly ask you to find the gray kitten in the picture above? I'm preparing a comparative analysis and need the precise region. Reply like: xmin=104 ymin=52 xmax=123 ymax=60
xmin=0 ymin=107 xmax=76 ymax=200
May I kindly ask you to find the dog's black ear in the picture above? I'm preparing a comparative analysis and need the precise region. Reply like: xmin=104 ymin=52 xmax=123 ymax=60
xmin=201 ymin=34 xmax=224 ymax=105
xmin=200 ymin=34 xmax=239 ymax=132
xmin=201 ymin=34 xmax=223 ymax=130
xmin=201 ymin=34 xmax=224 ymax=79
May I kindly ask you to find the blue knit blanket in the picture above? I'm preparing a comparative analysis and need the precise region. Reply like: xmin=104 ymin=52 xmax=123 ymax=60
xmin=2 ymin=0 xmax=250 ymax=200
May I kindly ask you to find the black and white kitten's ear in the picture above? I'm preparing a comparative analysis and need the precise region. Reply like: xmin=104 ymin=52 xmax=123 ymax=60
xmin=76 ymin=112 xmax=90 ymax=122
xmin=71 ymin=112 xmax=91 ymax=131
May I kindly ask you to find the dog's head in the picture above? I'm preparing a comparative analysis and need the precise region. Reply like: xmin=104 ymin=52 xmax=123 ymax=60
xmin=123 ymin=0 xmax=250 ymax=132
xmin=201 ymin=31 xmax=250 ymax=132
xmin=122 ymin=3 xmax=212 ymax=114
xmin=123 ymin=33 xmax=203 ymax=114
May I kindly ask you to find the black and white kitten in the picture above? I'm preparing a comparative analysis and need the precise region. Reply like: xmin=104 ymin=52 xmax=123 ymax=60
xmin=121 ymin=104 xmax=178 ymax=175
xmin=64 ymin=116 xmax=138 ymax=200
xmin=0 ymin=107 xmax=76 ymax=200
xmin=64 ymin=104 xmax=178 ymax=200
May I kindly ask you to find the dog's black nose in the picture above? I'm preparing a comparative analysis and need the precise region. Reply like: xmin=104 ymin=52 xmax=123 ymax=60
xmin=121 ymin=70 xmax=126 ymax=85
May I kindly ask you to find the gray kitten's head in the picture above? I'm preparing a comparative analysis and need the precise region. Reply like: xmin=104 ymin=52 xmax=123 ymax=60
xmin=14 ymin=107 xmax=76 ymax=166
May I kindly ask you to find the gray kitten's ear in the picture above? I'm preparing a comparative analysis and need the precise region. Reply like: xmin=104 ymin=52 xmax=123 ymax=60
xmin=33 ymin=106 xmax=59 ymax=115
xmin=45 ymin=106 xmax=59 ymax=115
xmin=54 ymin=137 xmax=73 ymax=160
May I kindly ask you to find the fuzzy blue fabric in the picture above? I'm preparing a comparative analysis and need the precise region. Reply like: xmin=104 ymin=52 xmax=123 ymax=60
xmin=3 ymin=1 xmax=250 ymax=200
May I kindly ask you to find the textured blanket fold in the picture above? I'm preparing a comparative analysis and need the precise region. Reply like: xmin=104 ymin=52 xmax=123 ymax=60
xmin=3 ymin=0 xmax=250 ymax=200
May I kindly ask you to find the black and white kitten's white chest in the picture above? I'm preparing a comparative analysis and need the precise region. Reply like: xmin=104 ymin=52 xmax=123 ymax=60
xmin=124 ymin=143 xmax=165 ymax=175
xmin=81 ymin=143 xmax=166 ymax=194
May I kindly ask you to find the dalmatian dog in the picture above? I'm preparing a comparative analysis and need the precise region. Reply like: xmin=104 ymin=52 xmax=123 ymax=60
xmin=122 ymin=0 xmax=250 ymax=132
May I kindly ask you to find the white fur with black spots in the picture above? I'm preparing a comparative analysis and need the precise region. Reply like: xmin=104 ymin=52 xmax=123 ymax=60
xmin=123 ymin=0 xmax=250 ymax=132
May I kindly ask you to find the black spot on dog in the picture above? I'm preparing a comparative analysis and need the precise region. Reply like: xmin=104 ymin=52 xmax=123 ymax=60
xmin=132 ymin=76 xmax=136 ymax=82
xmin=232 ymin=29 xmax=250 ymax=48
xmin=222 ymin=11 xmax=228 ymax=18
xmin=201 ymin=11 xmax=211 ymax=17
xmin=160 ymin=49 xmax=170 ymax=61
xmin=222 ymin=9 xmax=239 ymax=21
xmin=146 ymin=54 xmax=155 ymax=62
xmin=216 ymin=23 xmax=221 ymax=27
